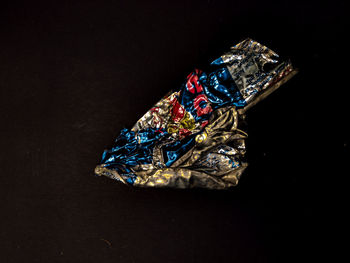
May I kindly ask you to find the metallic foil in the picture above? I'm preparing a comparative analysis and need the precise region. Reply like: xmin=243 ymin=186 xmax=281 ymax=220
xmin=95 ymin=38 xmax=297 ymax=189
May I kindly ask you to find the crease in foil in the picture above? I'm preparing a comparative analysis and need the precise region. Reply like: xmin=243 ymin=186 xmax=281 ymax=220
xmin=95 ymin=38 xmax=297 ymax=189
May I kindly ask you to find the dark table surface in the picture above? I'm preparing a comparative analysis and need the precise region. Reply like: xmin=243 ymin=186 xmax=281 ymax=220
xmin=0 ymin=1 xmax=347 ymax=262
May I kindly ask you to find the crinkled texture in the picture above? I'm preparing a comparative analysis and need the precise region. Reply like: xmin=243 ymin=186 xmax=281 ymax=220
xmin=95 ymin=38 xmax=296 ymax=189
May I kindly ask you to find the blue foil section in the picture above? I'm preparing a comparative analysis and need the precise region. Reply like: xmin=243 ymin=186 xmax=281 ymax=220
xmin=200 ymin=67 xmax=246 ymax=109
xmin=101 ymin=128 xmax=167 ymax=175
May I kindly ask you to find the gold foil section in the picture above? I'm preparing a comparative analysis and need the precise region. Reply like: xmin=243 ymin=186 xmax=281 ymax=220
xmin=95 ymin=106 xmax=248 ymax=189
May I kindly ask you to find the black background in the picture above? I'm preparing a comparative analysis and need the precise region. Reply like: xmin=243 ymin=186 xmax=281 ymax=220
xmin=0 ymin=1 xmax=348 ymax=262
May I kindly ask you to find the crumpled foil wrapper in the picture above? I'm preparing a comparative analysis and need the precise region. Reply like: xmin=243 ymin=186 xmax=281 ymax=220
xmin=95 ymin=38 xmax=297 ymax=189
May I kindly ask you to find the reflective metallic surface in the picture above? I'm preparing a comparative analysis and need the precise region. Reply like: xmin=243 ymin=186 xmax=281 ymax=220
xmin=95 ymin=38 xmax=296 ymax=189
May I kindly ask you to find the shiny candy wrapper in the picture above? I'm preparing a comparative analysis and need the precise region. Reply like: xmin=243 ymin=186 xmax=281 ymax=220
xmin=95 ymin=38 xmax=297 ymax=189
